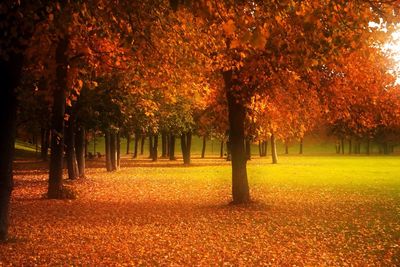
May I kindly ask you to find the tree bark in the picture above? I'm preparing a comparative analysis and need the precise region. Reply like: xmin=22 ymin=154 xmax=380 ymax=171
xmin=245 ymin=139 xmax=251 ymax=160
xmin=226 ymin=141 xmax=231 ymax=161
xmin=133 ymin=131 xmax=139 ymax=158
xmin=65 ymin=115 xmax=79 ymax=180
xmin=341 ymin=138 xmax=345 ymax=154
xmin=148 ymin=135 xmax=153 ymax=159
xmin=271 ymin=133 xmax=278 ymax=164
xmin=116 ymin=132 xmax=120 ymax=170
xmin=223 ymin=70 xmax=250 ymax=204
xmin=140 ymin=135 xmax=145 ymax=155
xmin=93 ymin=131 xmax=96 ymax=155
xmin=180 ymin=132 xmax=192 ymax=165
xmin=105 ymin=131 xmax=112 ymax=171
xmin=220 ymin=140 xmax=224 ymax=158
xmin=161 ymin=132 xmax=167 ymax=158
xmin=0 ymin=53 xmax=23 ymax=241
xmin=366 ymin=139 xmax=370 ymax=155
xmin=126 ymin=134 xmax=130 ymax=154
xmin=169 ymin=134 xmax=176 ymax=160
xmin=152 ymin=134 xmax=158 ymax=161
xmin=110 ymin=131 xmax=117 ymax=171
xmin=48 ymin=37 xmax=69 ymax=199
xmin=263 ymin=140 xmax=268 ymax=156
xmin=258 ymin=141 xmax=262 ymax=157
xmin=75 ymin=126 xmax=85 ymax=178
xmin=285 ymin=140 xmax=289 ymax=154
xmin=201 ymin=136 xmax=207 ymax=158
xmin=348 ymin=139 xmax=352 ymax=154
xmin=40 ymin=128 xmax=50 ymax=161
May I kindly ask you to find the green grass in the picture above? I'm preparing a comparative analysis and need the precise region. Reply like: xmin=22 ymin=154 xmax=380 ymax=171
xmin=15 ymin=140 xmax=39 ymax=158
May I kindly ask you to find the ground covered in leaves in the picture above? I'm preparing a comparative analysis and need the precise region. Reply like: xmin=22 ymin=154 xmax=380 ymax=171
xmin=1 ymin=156 xmax=400 ymax=265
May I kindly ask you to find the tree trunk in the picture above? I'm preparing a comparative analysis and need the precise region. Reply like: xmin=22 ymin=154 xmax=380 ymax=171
xmin=161 ymin=132 xmax=167 ymax=158
xmin=166 ymin=134 xmax=170 ymax=157
xmin=116 ymin=132 xmax=120 ymax=170
xmin=220 ymin=140 xmax=224 ymax=158
xmin=48 ymin=37 xmax=69 ymax=199
xmin=180 ymin=132 xmax=192 ymax=165
xmin=264 ymin=140 xmax=268 ymax=156
xmin=148 ymin=135 xmax=153 ymax=159
xmin=245 ymin=139 xmax=251 ymax=160
xmin=226 ymin=141 xmax=231 ymax=161
xmin=285 ymin=141 xmax=289 ymax=154
xmin=348 ymin=139 xmax=352 ymax=154
xmin=223 ymin=70 xmax=250 ymax=204
xmin=110 ymin=132 xmax=117 ymax=171
xmin=40 ymin=128 xmax=50 ymax=161
xmin=75 ymin=126 xmax=85 ymax=178
xmin=258 ymin=141 xmax=262 ymax=157
xmin=299 ymin=138 xmax=303 ymax=154
xmin=366 ymin=139 xmax=370 ymax=155
xmin=65 ymin=116 xmax=79 ymax=180
xmin=341 ymin=138 xmax=344 ymax=154
xmin=152 ymin=134 xmax=158 ymax=161
xmin=133 ymin=131 xmax=139 ymax=158
xmin=201 ymin=136 xmax=206 ymax=158
xmin=126 ymin=134 xmax=130 ymax=154
xmin=105 ymin=132 xmax=112 ymax=172
xmin=93 ymin=131 xmax=96 ymax=155
xmin=169 ymin=134 xmax=176 ymax=160
xmin=140 ymin=135 xmax=145 ymax=155
xmin=271 ymin=133 xmax=278 ymax=164
xmin=0 ymin=53 xmax=22 ymax=241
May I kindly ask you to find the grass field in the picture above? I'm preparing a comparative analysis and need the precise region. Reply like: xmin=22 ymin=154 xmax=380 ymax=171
xmin=2 ymin=153 xmax=399 ymax=265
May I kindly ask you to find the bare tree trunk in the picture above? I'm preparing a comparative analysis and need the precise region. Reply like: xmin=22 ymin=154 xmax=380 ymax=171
xmin=133 ymin=131 xmax=139 ymax=158
xmin=285 ymin=140 xmax=289 ymax=154
xmin=348 ymin=139 xmax=352 ymax=154
xmin=116 ymin=132 xmax=121 ymax=170
xmin=245 ymin=139 xmax=251 ymax=160
xmin=40 ymin=128 xmax=50 ymax=161
xmin=75 ymin=126 xmax=85 ymax=178
xmin=258 ymin=141 xmax=262 ymax=157
xmin=148 ymin=135 xmax=153 ymax=159
xmin=0 ymin=53 xmax=22 ymax=241
xmin=366 ymin=139 xmax=370 ymax=155
xmin=152 ymin=134 xmax=158 ymax=161
xmin=180 ymin=132 xmax=192 ymax=165
xmin=271 ymin=133 xmax=278 ymax=164
xmin=223 ymin=70 xmax=249 ymax=204
xmin=93 ymin=131 xmax=96 ymax=155
xmin=110 ymin=132 xmax=117 ymax=171
xmin=48 ymin=37 xmax=69 ymax=199
xmin=341 ymin=138 xmax=344 ymax=155
xmin=105 ymin=131 xmax=112 ymax=172
xmin=161 ymin=132 xmax=167 ymax=158
xmin=126 ymin=134 xmax=130 ymax=154
xmin=220 ymin=140 xmax=224 ymax=158
xmin=140 ymin=135 xmax=145 ymax=155
xmin=169 ymin=134 xmax=176 ymax=160
xmin=263 ymin=140 xmax=268 ymax=156
xmin=201 ymin=136 xmax=206 ymax=158
xmin=65 ymin=115 xmax=79 ymax=180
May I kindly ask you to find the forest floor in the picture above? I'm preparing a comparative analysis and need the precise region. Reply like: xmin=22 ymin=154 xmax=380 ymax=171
xmin=1 ymin=155 xmax=400 ymax=265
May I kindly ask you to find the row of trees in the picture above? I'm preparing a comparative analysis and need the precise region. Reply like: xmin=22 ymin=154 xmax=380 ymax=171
xmin=1 ymin=0 xmax=400 ymax=241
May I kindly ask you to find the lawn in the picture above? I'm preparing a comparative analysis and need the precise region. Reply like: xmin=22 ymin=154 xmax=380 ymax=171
xmin=1 ymin=155 xmax=399 ymax=265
